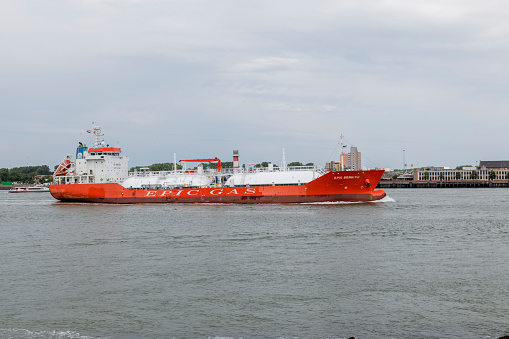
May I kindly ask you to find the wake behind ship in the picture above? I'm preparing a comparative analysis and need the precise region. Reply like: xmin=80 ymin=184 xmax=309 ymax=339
xmin=49 ymin=126 xmax=386 ymax=204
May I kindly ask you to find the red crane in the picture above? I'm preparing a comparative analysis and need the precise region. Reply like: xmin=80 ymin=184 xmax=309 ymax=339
xmin=180 ymin=158 xmax=222 ymax=173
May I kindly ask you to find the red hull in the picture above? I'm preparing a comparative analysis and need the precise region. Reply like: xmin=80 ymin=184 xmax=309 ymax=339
xmin=49 ymin=170 xmax=386 ymax=204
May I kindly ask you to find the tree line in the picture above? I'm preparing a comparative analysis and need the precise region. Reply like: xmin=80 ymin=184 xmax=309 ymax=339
xmin=0 ymin=165 xmax=52 ymax=183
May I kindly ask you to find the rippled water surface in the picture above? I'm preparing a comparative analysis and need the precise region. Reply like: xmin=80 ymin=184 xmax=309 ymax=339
xmin=1 ymin=189 xmax=509 ymax=339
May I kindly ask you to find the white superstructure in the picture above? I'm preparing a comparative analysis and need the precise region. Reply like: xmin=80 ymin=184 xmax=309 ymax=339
xmin=54 ymin=126 xmax=129 ymax=184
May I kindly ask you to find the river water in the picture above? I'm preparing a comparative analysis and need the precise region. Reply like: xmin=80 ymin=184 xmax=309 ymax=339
xmin=1 ymin=189 xmax=509 ymax=339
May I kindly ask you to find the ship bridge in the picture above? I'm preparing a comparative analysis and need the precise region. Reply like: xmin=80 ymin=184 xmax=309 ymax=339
xmin=54 ymin=126 xmax=129 ymax=185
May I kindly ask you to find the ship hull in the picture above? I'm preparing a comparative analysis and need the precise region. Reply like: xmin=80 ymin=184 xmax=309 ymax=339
xmin=50 ymin=170 xmax=386 ymax=204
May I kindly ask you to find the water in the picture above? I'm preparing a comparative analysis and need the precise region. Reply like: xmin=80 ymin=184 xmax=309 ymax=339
xmin=1 ymin=189 xmax=509 ymax=339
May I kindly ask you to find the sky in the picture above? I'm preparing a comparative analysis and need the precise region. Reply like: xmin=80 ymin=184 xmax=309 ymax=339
xmin=1 ymin=0 xmax=509 ymax=170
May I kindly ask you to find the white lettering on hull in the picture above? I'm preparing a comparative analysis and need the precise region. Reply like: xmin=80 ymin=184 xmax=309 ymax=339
xmin=144 ymin=187 xmax=258 ymax=197
xmin=187 ymin=190 xmax=199 ymax=196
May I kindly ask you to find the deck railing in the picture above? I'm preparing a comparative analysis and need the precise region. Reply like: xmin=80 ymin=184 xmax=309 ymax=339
xmin=128 ymin=166 xmax=321 ymax=177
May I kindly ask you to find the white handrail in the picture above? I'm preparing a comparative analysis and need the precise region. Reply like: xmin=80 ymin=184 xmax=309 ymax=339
xmin=128 ymin=166 xmax=322 ymax=177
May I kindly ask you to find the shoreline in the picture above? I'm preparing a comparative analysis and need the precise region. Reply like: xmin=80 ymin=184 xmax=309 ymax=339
xmin=378 ymin=180 xmax=509 ymax=188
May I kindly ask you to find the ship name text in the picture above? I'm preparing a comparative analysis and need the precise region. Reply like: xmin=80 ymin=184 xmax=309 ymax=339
xmin=144 ymin=187 xmax=257 ymax=197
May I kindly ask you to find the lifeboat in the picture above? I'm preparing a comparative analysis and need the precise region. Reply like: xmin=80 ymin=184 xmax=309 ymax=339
xmin=54 ymin=156 xmax=73 ymax=176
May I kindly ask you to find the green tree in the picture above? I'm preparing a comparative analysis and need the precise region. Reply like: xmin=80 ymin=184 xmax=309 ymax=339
xmin=27 ymin=172 xmax=36 ymax=184
xmin=5 ymin=165 xmax=51 ymax=182
xmin=221 ymin=162 xmax=233 ymax=169
xmin=288 ymin=162 xmax=303 ymax=166
xmin=11 ymin=166 xmax=36 ymax=174
xmin=0 ymin=168 xmax=9 ymax=182
xmin=470 ymin=171 xmax=478 ymax=179
xmin=506 ymin=171 xmax=509 ymax=180
xmin=439 ymin=172 xmax=444 ymax=180
xmin=305 ymin=162 xmax=314 ymax=166
xmin=9 ymin=171 xmax=26 ymax=182
xmin=423 ymin=172 xmax=430 ymax=180
xmin=149 ymin=163 xmax=172 ymax=171
xmin=35 ymin=165 xmax=51 ymax=175
xmin=456 ymin=172 xmax=461 ymax=180
xmin=130 ymin=163 xmax=183 ymax=172
xmin=489 ymin=170 xmax=496 ymax=180
xmin=255 ymin=162 xmax=270 ymax=168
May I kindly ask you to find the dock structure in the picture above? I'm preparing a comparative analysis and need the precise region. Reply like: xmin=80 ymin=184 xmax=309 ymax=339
xmin=378 ymin=180 xmax=509 ymax=188
xmin=380 ymin=161 xmax=509 ymax=188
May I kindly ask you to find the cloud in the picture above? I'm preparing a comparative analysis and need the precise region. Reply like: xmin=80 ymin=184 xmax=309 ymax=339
xmin=231 ymin=57 xmax=301 ymax=72
xmin=2 ymin=0 xmax=509 ymax=169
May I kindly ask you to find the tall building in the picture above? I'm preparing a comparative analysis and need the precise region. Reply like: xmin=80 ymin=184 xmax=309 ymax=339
xmin=348 ymin=146 xmax=361 ymax=171
xmin=326 ymin=146 xmax=362 ymax=171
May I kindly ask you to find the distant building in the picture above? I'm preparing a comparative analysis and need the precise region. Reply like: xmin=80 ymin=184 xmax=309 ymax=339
xmin=479 ymin=160 xmax=509 ymax=168
xmin=348 ymin=146 xmax=361 ymax=171
xmin=326 ymin=146 xmax=362 ymax=171
xmin=422 ymin=166 xmax=449 ymax=171
xmin=413 ymin=161 xmax=509 ymax=181
xmin=413 ymin=168 xmax=476 ymax=181
xmin=326 ymin=161 xmax=340 ymax=171
xmin=381 ymin=170 xmax=399 ymax=180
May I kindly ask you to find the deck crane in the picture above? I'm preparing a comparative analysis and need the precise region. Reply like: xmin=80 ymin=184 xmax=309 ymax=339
xmin=180 ymin=158 xmax=222 ymax=173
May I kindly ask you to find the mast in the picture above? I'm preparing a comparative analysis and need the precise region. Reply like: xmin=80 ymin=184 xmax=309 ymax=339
xmin=339 ymin=134 xmax=344 ymax=171
xmin=281 ymin=148 xmax=287 ymax=171
xmin=174 ymin=153 xmax=177 ymax=174
xmin=93 ymin=126 xmax=104 ymax=148
xmin=403 ymin=149 xmax=406 ymax=174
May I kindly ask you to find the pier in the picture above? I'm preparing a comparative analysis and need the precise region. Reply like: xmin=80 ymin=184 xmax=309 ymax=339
xmin=377 ymin=180 xmax=509 ymax=188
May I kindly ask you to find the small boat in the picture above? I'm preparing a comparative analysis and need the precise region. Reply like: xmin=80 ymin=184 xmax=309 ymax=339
xmin=9 ymin=185 xmax=50 ymax=193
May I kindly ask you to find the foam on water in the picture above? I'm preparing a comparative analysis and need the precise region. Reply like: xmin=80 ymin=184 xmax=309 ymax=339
xmin=0 ymin=329 xmax=110 ymax=339
xmin=379 ymin=195 xmax=395 ymax=203
xmin=303 ymin=194 xmax=395 ymax=204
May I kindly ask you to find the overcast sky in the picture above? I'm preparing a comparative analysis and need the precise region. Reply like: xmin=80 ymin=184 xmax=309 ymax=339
xmin=2 ymin=0 xmax=509 ymax=170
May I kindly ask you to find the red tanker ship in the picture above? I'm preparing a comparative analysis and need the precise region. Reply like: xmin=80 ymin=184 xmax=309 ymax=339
xmin=49 ymin=126 xmax=386 ymax=204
